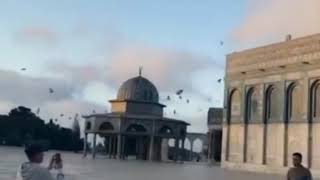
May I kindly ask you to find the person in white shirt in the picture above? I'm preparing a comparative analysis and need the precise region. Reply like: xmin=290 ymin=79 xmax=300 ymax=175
xmin=16 ymin=143 xmax=54 ymax=180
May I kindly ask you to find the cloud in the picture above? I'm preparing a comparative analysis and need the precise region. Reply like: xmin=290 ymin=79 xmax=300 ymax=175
xmin=106 ymin=45 xmax=223 ymax=94
xmin=0 ymin=69 xmax=72 ymax=106
xmin=231 ymin=0 xmax=320 ymax=48
xmin=15 ymin=26 xmax=59 ymax=46
xmin=0 ymin=69 xmax=105 ymax=128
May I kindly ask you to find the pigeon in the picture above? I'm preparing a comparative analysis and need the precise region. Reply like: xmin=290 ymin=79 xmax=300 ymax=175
xmin=179 ymin=95 xmax=182 ymax=99
xmin=167 ymin=96 xmax=171 ymax=100
xmin=60 ymin=114 xmax=64 ymax=117
xmin=186 ymin=99 xmax=190 ymax=103
xmin=176 ymin=89 xmax=184 ymax=95
xmin=173 ymin=110 xmax=177 ymax=115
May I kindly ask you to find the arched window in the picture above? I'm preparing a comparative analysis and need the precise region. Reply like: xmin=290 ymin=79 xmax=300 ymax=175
xmin=245 ymin=87 xmax=258 ymax=123
xmin=265 ymin=85 xmax=280 ymax=122
xmin=228 ymin=89 xmax=241 ymax=123
xmin=99 ymin=122 xmax=114 ymax=131
xmin=287 ymin=83 xmax=302 ymax=122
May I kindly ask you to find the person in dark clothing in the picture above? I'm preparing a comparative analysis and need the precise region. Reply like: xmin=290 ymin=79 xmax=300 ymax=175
xmin=287 ymin=152 xmax=312 ymax=180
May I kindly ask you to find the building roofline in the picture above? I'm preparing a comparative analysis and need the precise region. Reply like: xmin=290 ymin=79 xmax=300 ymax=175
xmin=109 ymin=99 xmax=166 ymax=107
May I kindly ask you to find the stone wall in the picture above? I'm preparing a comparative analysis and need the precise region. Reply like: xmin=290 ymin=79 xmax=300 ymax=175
xmin=222 ymin=33 xmax=320 ymax=176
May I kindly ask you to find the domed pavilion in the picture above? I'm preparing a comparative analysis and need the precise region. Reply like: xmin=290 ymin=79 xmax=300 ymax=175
xmin=83 ymin=72 xmax=189 ymax=161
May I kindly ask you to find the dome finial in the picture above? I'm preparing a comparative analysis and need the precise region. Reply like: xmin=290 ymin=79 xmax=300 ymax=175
xmin=139 ymin=66 xmax=143 ymax=76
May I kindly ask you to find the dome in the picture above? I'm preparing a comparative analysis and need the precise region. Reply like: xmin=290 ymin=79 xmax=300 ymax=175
xmin=117 ymin=76 xmax=159 ymax=103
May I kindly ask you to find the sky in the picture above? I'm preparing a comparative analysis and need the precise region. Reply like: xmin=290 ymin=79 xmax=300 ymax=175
xmin=0 ymin=0 xmax=319 ymax=138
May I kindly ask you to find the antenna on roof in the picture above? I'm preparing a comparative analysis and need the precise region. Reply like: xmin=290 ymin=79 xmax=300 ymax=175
xmin=139 ymin=66 xmax=143 ymax=76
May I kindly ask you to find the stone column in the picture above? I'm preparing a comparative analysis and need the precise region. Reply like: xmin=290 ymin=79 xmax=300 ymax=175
xmin=121 ymin=135 xmax=126 ymax=159
xmin=139 ymin=137 xmax=144 ymax=160
xmin=92 ymin=133 xmax=97 ymax=159
xmin=207 ymin=131 xmax=213 ymax=161
xmin=174 ymin=138 xmax=179 ymax=162
xmin=108 ymin=136 xmax=113 ymax=159
xmin=181 ymin=138 xmax=185 ymax=161
xmin=117 ymin=134 xmax=122 ymax=159
xmin=149 ymin=136 xmax=154 ymax=161
xmin=113 ymin=136 xmax=117 ymax=159
xmin=83 ymin=133 xmax=88 ymax=157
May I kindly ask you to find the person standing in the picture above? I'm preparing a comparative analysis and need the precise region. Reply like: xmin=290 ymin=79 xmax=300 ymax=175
xmin=49 ymin=153 xmax=64 ymax=180
xmin=287 ymin=152 xmax=312 ymax=180
xmin=16 ymin=143 xmax=54 ymax=180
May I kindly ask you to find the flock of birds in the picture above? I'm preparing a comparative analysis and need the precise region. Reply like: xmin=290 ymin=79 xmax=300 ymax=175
xmin=166 ymin=77 xmax=223 ymax=116
xmin=20 ymin=67 xmax=89 ymax=122
xmin=19 ymin=37 xmax=225 ymax=118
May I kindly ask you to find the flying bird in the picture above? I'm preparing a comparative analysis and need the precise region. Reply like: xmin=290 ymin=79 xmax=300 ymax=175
xmin=217 ymin=79 xmax=222 ymax=83
xmin=68 ymin=117 xmax=72 ymax=120
xmin=21 ymin=68 xmax=27 ymax=71
xmin=49 ymin=88 xmax=54 ymax=93
xmin=186 ymin=99 xmax=190 ymax=103
xmin=167 ymin=96 xmax=171 ymax=101
xmin=173 ymin=110 xmax=177 ymax=115
xmin=220 ymin=41 xmax=224 ymax=46
xmin=176 ymin=89 xmax=184 ymax=95
xmin=60 ymin=114 xmax=64 ymax=117
xmin=179 ymin=95 xmax=182 ymax=99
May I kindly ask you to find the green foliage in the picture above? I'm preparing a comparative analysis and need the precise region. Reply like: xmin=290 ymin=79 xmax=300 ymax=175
xmin=0 ymin=106 xmax=83 ymax=151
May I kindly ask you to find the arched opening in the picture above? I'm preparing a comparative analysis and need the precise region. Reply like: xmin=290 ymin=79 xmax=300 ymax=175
xmin=309 ymin=80 xmax=320 ymax=168
xmin=228 ymin=89 xmax=241 ymax=123
xmin=192 ymin=139 xmax=203 ymax=162
xmin=285 ymin=82 xmax=305 ymax=167
xmin=264 ymin=85 xmax=281 ymax=165
xmin=245 ymin=87 xmax=258 ymax=123
xmin=99 ymin=122 xmax=114 ymax=131
xmin=126 ymin=124 xmax=147 ymax=133
xmin=226 ymin=89 xmax=242 ymax=162
xmin=158 ymin=125 xmax=173 ymax=135
xmin=86 ymin=122 xmax=91 ymax=130
xmin=123 ymin=124 xmax=148 ymax=160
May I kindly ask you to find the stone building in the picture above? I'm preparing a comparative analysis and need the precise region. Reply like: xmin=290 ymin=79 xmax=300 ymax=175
xmin=207 ymin=108 xmax=223 ymax=163
xmin=82 ymin=73 xmax=189 ymax=161
xmin=222 ymin=33 xmax=320 ymax=175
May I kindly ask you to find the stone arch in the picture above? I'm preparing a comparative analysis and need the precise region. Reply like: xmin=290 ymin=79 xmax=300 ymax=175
xmin=285 ymin=81 xmax=306 ymax=167
xmin=309 ymin=80 xmax=320 ymax=168
xmin=245 ymin=87 xmax=259 ymax=123
xmin=228 ymin=89 xmax=241 ymax=123
xmin=193 ymin=138 xmax=204 ymax=153
xmin=126 ymin=123 xmax=147 ymax=133
xmin=265 ymin=85 xmax=281 ymax=123
xmin=311 ymin=80 xmax=320 ymax=120
xmin=158 ymin=125 xmax=173 ymax=135
xmin=99 ymin=122 xmax=114 ymax=131
xmin=286 ymin=82 xmax=303 ymax=122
